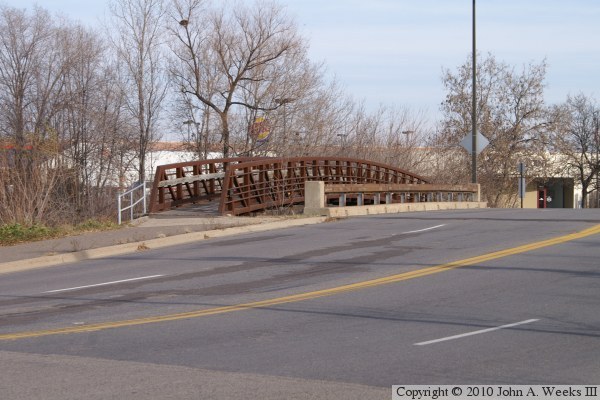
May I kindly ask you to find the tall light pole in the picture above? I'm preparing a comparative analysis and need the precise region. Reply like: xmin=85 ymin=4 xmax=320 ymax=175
xmin=471 ymin=0 xmax=478 ymax=183
xmin=182 ymin=120 xmax=194 ymax=142
xmin=182 ymin=119 xmax=199 ymax=143
xmin=595 ymin=115 xmax=599 ymax=208
xmin=337 ymin=133 xmax=348 ymax=151
xmin=275 ymin=98 xmax=295 ymax=147
xmin=401 ymin=130 xmax=415 ymax=136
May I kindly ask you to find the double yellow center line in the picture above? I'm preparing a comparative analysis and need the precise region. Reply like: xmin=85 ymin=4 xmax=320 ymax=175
xmin=2 ymin=224 xmax=600 ymax=341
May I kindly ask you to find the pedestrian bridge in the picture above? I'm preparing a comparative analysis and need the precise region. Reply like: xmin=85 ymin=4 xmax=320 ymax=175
xmin=149 ymin=156 xmax=481 ymax=216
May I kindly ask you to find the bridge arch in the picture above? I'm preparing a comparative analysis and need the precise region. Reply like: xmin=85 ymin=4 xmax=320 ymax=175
xmin=149 ymin=156 xmax=428 ymax=215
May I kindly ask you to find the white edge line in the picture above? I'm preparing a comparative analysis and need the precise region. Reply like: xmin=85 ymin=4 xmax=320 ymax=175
xmin=404 ymin=224 xmax=446 ymax=234
xmin=43 ymin=275 xmax=165 ymax=294
xmin=414 ymin=319 xmax=540 ymax=346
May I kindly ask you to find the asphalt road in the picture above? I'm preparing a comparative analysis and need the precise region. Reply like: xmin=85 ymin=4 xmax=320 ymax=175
xmin=1 ymin=209 xmax=599 ymax=399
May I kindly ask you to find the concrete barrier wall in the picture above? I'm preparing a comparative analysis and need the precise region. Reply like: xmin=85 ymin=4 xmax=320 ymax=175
xmin=304 ymin=201 xmax=488 ymax=217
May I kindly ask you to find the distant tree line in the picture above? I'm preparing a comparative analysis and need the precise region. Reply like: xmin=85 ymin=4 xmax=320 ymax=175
xmin=430 ymin=53 xmax=599 ymax=208
xmin=0 ymin=0 xmax=598 ymax=226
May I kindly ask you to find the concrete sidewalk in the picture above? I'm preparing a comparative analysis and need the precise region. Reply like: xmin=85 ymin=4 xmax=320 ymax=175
xmin=0 ymin=214 xmax=328 ymax=274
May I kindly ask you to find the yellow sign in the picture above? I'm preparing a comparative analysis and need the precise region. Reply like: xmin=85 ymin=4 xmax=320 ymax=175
xmin=249 ymin=117 xmax=271 ymax=142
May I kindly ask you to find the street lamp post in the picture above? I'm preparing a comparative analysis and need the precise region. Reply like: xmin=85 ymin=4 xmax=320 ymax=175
xmin=401 ymin=130 xmax=415 ymax=140
xmin=182 ymin=119 xmax=201 ymax=155
xmin=337 ymin=133 xmax=348 ymax=150
xmin=275 ymin=98 xmax=295 ymax=152
xmin=182 ymin=119 xmax=198 ymax=143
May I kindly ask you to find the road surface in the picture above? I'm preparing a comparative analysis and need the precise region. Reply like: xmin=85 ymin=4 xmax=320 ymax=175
xmin=1 ymin=209 xmax=599 ymax=399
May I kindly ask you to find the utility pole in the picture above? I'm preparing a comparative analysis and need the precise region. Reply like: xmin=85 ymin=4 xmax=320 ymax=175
xmin=275 ymin=98 xmax=295 ymax=152
xmin=594 ymin=114 xmax=600 ymax=208
xmin=471 ymin=0 xmax=477 ymax=184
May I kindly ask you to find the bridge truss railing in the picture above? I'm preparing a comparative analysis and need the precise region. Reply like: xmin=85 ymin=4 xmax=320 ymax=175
xmin=322 ymin=183 xmax=480 ymax=206
xmin=148 ymin=157 xmax=260 ymax=213
xmin=218 ymin=157 xmax=429 ymax=215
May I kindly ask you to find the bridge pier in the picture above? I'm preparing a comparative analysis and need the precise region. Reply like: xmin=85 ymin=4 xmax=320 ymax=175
xmin=304 ymin=181 xmax=325 ymax=210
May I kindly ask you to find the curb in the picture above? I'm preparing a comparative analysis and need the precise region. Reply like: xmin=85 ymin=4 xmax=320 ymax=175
xmin=0 ymin=217 xmax=329 ymax=275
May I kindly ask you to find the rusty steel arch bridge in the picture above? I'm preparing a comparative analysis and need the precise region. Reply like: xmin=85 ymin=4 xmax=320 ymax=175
xmin=149 ymin=156 xmax=479 ymax=216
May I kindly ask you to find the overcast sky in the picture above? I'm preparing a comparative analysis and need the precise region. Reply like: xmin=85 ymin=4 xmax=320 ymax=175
xmin=2 ymin=0 xmax=599 ymax=124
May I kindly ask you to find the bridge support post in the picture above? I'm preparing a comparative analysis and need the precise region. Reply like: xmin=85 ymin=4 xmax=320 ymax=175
xmin=339 ymin=194 xmax=346 ymax=207
xmin=303 ymin=181 xmax=327 ymax=216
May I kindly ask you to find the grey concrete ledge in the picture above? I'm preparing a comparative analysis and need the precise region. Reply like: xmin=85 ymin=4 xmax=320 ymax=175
xmin=304 ymin=201 xmax=488 ymax=217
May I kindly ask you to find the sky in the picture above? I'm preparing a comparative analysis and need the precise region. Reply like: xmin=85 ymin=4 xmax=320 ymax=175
xmin=2 ymin=0 xmax=599 ymax=125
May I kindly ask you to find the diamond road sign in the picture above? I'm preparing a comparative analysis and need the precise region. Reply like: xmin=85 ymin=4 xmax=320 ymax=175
xmin=460 ymin=131 xmax=489 ymax=155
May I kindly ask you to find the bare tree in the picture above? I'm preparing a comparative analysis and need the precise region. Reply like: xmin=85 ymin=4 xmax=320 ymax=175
xmin=168 ymin=0 xmax=310 ymax=157
xmin=551 ymin=94 xmax=600 ymax=208
xmin=0 ymin=6 xmax=71 ymax=224
xmin=57 ymin=23 xmax=139 ymax=220
xmin=377 ymin=106 xmax=429 ymax=172
xmin=0 ymin=6 xmax=57 ymax=147
xmin=0 ymin=4 xmax=144 ymax=225
xmin=108 ymin=0 xmax=168 ymax=182
xmin=293 ymin=80 xmax=355 ymax=157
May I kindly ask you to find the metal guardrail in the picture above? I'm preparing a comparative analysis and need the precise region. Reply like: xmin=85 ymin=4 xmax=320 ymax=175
xmin=323 ymin=183 xmax=480 ymax=206
xmin=117 ymin=181 xmax=148 ymax=225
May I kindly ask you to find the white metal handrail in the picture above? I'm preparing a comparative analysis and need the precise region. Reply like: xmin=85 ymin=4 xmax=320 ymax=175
xmin=117 ymin=181 xmax=148 ymax=225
